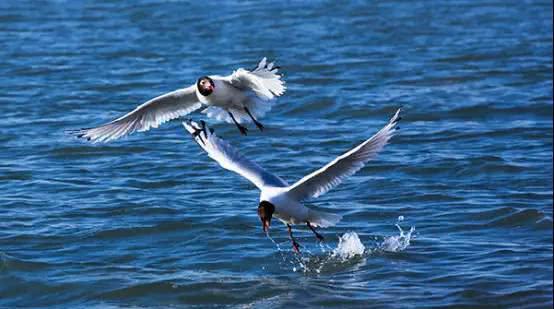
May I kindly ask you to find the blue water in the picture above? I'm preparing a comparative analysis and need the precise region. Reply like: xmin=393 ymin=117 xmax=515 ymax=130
xmin=1 ymin=1 xmax=552 ymax=307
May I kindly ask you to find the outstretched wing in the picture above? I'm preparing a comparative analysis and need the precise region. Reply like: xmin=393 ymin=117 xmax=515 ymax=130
xmin=224 ymin=57 xmax=286 ymax=100
xmin=183 ymin=120 xmax=288 ymax=190
xmin=287 ymin=109 xmax=401 ymax=201
xmin=75 ymin=85 xmax=201 ymax=143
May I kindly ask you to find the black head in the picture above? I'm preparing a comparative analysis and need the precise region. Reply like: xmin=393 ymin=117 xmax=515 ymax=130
xmin=196 ymin=76 xmax=215 ymax=96
xmin=257 ymin=201 xmax=275 ymax=233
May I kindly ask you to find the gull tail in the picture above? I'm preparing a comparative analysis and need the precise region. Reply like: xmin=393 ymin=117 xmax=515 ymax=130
xmin=250 ymin=57 xmax=286 ymax=98
xmin=308 ymin=209 xmax=343 ymax=228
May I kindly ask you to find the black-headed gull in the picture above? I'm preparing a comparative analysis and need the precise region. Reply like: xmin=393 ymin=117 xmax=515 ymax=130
xmin=183 ymin=109 xmax=401 ymax=252
xmin=75 ymin=58 xmax=285 ymax=142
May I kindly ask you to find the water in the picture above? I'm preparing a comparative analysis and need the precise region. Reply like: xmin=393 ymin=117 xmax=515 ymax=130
xmin=0 ymin=0 xmax=552 ymax=307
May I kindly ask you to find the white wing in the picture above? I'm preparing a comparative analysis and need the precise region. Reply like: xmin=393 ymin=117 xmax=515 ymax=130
xmin=183 ymin=120 xmax=288 ymax=190
xmin=224 ymin=57 xmax=286 ymax=100
xmin=287 ymin=109 xmax=401 ymax=201
xmin=75 ymin=86 xmax=201 ymax=143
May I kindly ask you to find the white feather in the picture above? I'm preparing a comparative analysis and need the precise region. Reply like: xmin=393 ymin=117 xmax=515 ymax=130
xmin=182 ymin=120 xmax=288 ymax=189
xmin=75 ymin=86 xmax=200 ymax=143
xmin=224 ymin=57 xmax=286 ymax=101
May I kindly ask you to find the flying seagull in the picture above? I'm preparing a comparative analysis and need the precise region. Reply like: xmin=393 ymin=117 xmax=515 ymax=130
xmin=74 ymin=58 xmax=285 ymax=143
xmin=183 ymin=109 xmax=401 ymax=252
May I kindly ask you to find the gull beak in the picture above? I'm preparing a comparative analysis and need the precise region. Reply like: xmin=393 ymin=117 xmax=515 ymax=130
xmin=262 ymin=219 xmax=270 ymax=233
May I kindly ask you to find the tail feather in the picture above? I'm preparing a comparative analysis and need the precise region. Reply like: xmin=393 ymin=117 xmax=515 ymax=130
xmin=250 ymin=58 xmax=286 ymax=98
xmin=308 ymin=209 xmax=342 ymax=228
xmin=237 ymin=57 xmax=286 ymax=100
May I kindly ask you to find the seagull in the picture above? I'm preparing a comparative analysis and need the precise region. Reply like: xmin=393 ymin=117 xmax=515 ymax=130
xmin=183 ymin=109 xmax=401 ymax=253
xmin=74 ymin=57 xmax=286 ymax=143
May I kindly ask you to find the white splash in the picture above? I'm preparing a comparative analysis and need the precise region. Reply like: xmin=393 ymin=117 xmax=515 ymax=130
xmin=379 ymin=224 xmax=415 ymax=252
xmin=267 ymin=221 xmax=415 ymax=273
xmin=331 ymin=232 xmax=366 ymax=260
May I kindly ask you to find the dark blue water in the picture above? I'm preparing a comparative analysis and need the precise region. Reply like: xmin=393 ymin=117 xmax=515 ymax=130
xmin=1 ymin=1 xmax=552 ymax=308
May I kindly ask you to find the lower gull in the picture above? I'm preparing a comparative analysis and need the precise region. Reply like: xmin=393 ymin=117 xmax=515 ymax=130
xmin=183 ymin=109 xmax=401 ymax=252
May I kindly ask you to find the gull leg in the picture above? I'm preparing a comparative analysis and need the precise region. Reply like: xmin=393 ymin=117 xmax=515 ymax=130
xmin=244 ymin=106 xmax=264 ymax=131
xmin=228 ymin=111 xmax=248 ymax=136
xmin=287 ymin=224 xmax=301 ymax=253
xmin=307 ymin=222 xmax=324 ymax=241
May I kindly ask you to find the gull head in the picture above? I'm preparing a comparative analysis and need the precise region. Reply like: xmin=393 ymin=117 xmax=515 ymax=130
xmin=196 ymin=76 xmax=215 ymax=96
xmin=257 ymin=201 xmax=275 ymax=233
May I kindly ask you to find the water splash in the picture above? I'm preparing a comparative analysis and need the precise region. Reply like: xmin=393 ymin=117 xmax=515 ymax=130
xmin=379 ymin=224 xmax=415 ymax=252
xmin=267 ymin=220 xmax=415 ymax=273
xmin=331 ymin=232 xmax=366 ymax=260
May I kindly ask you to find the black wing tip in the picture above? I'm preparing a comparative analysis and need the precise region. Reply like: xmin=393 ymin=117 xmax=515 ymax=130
xmin=65 ymin=128 xmax=94 ymax=141
xmin=187 ymin=119 xmax=209 ymax=145
xmin=75 ymin=132 xmax=92 ymax=141
xmin=200 ymin=120 xmax=213 ymax=136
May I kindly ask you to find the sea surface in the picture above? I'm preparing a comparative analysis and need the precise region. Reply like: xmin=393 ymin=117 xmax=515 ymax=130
xmin=0 ymin=1 xmax=552 ymax=308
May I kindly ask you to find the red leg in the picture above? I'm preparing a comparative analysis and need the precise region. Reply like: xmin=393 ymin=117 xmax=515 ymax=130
xmin=287 ymin=224 xmax=301 ymax=253
xmin=307 ymin=222 xmax=324 ymax=241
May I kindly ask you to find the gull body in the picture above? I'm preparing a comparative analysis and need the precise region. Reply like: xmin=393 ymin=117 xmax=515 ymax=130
xmin=75 ymin=57 xmax=285 ymax=143
xmin=183 ymin=109 xmax=401 ymax=252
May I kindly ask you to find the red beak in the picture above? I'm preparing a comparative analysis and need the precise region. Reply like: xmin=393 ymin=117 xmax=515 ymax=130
xmin=262 ymin=220 xmax=270 ymax=233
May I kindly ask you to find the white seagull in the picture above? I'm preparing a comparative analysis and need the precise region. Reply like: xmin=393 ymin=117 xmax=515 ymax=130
xmin=75 ymin=57 xmax=285 ymax=143
xmin=183 ymin=109 xmax=401 ymax=252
